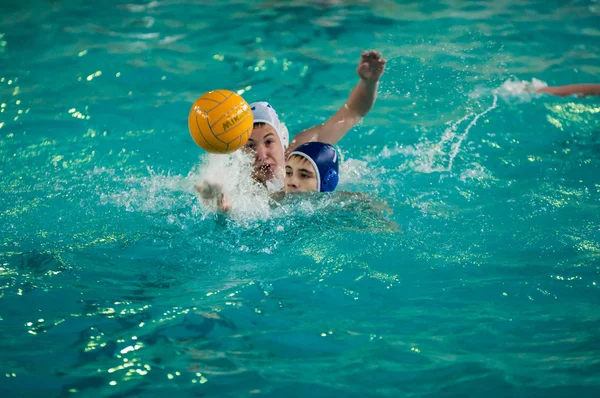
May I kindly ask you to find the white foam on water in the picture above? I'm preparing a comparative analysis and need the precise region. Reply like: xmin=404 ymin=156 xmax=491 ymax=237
xmin=102 ymin=148 xmax=383 ymax=229
xmin=459 ymin=163 xmax=496 ymax=186
xmin=472 ymin=78 xmax=548 ymax=104
xmin=101 ymin=167 xmax=195 ymax=214
xmin=189 ymin=151 xmax=274 ymax=222
xmin=496 ymin=78 xmax=548 ymax=102
xmin=338 ymin=157 xmax=385 ymax=189
xmin=102 ymin=151 xmax=276 ymax=224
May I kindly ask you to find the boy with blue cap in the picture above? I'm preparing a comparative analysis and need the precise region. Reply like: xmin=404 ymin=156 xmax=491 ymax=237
xmin=284 ymin=142 xmax=339 ymax=193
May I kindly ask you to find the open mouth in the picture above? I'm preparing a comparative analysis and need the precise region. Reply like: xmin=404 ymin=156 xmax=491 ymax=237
xmin=256 ymin=164 xmax=273 ymax=175
xmin=252 ymin=164 xmax=274 ymax=182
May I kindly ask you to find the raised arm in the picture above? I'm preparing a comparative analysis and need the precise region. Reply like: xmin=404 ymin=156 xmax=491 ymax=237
xmin=536 ymin=84 xmax=600 ymax=97
xmin=286 ymin=50 xmax=386 ymax=155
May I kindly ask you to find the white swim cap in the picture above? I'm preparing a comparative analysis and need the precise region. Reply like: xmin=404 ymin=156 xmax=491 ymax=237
xmin=249 ymin=102 xmax=289 ymax=150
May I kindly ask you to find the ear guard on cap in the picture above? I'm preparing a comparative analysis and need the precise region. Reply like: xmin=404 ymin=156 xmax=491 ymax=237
xmin=321 ymin=169 xmax=339 ymax=192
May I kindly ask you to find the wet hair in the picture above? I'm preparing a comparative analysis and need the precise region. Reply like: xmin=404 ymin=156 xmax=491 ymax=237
xmin=253 ymin=122 xmax=266 ymax=128
xmin=287 ymin=154 xmax=311 ymax=166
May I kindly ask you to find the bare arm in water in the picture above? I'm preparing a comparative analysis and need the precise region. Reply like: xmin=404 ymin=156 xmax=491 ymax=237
xmin=286 ymin=50 xmax=387 ymax=155
xmin=536 ymin=84 xmax=600 ymax=97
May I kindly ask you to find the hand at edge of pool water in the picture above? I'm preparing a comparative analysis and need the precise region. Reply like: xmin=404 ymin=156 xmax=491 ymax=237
xmin=195 ymin=182 xmax=232 ymax=213
xmin=536 ymin=84 xmax=600 ymax=97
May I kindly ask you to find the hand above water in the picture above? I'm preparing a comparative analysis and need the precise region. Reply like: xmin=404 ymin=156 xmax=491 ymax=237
xmin=356 ymin=50 xmax=386 ymax=83
xmin=286 ymin=49 xmax=387 ymax=153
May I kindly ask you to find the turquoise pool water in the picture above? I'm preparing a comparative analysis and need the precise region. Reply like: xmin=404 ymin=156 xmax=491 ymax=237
xmin=1 ymin=0 xmax=600 ymax=396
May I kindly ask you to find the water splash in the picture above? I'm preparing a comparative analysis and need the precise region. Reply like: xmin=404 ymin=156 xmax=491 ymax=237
xmin=471 ymin=78 xmax=548 ymax=104
xmin=446 ymin=95 xmax=498 ymax=172
xmin=366 ymin=96 xmax=499 ymax=175
xmin=103 ymin=151 xmax=275 ymax=223
xmin=338 ymin=157 xmax=385 ymax=189
xmin=103 ymin=168 xmax=194 ymax=213
xmin=191 ymin=151 xmax=273 ymax=222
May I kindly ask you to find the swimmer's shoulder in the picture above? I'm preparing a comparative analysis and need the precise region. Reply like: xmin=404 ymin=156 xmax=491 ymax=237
xmin=334 ymin=190 xmax=393 ymax=214
xmin=334 ymin=190 xmax=370 ymax=200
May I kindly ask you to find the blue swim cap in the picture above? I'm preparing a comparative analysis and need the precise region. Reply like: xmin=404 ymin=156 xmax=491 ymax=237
xmin=289 ymin=142 xmax=339 ymax=192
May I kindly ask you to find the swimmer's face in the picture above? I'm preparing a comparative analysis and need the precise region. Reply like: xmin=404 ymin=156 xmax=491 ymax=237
xmin=244 ymin=123 xmax=285 ymax=184
xmin=285 ymin=155 xmax=318 ymax=193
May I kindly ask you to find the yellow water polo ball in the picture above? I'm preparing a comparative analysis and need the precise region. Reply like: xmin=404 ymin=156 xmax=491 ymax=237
xmin=188 ymin=90 xmax=253 ymax=154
